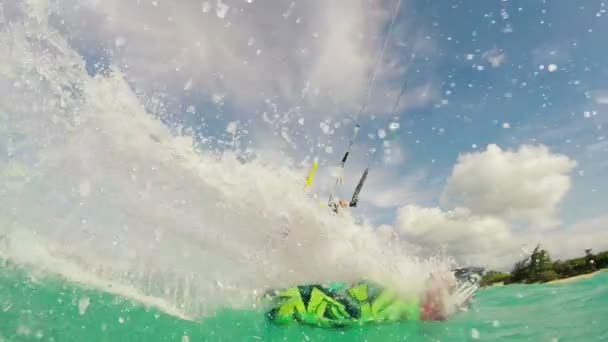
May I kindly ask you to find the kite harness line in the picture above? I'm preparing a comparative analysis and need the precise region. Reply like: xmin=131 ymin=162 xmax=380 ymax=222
xmin=304 ymin=0 xmax=409 ymax=213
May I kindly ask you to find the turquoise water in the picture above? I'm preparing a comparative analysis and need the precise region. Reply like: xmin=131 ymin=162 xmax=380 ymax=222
xmin=1 ymin=264 xmax=606 ymax=341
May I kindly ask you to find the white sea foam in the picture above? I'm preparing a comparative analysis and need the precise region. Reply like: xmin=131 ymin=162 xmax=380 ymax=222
xmin=0 ymin=1 xmax=454 ymax=319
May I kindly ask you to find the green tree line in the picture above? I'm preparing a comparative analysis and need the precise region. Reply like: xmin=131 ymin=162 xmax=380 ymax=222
xmin=480 ymin=246 xmax=608 ymax=287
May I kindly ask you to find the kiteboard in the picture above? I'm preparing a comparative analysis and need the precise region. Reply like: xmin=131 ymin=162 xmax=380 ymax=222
xmin=265 ymin=268 xmax=483 ymax=328
xmin=265 ymin=281 xmax=420 ymax=328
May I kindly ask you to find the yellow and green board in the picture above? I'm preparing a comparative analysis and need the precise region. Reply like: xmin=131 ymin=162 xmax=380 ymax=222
xmin=266 ymin=282 xmax=420 ymax=328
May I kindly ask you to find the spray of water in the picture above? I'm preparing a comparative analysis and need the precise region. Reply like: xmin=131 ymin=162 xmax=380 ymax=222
xmin=0 ymin=1 xmax=455 ymax=319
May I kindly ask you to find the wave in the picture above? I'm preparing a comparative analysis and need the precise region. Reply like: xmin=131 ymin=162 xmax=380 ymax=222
xmin=0 ymin=0 xmax=453 ymax=319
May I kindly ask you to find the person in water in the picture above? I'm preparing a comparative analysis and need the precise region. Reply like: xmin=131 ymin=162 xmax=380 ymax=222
xmin=329 ymin=199 xmax=352 ymax=213
xmin=420 ymin=272 xmax=459 ymax=320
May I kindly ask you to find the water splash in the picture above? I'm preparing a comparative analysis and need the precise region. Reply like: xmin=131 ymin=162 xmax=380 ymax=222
xmin=0 ymin=1 xmax=453 ymax=319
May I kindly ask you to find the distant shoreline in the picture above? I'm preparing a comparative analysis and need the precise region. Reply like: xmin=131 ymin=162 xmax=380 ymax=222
xmin=482 ymin=269 xmax=606 ymax=288
xmin=546 ymin=269 xmax=606 ymax=284
xmin=481 ymin=248 xmax=608 ymax=287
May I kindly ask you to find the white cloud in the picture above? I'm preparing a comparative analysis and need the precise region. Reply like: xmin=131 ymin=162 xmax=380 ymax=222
xmin=441 ymin=144 xmax=577 ymax=228
xmin=52 ymin=0 xmax=432 ymax=120
xmin=392 ymin=144 xmax=581 ymax=269
xmin=396 ymin=205 xmax=521 ymax=268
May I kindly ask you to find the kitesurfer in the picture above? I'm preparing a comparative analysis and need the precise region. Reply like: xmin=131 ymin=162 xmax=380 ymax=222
xmin=329 ymin=198 xmax=353 ymax=213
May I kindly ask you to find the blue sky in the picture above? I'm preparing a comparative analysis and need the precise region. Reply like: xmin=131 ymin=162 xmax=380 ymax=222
xmin=389 ymin=0 xmax=608 ymax=222
xmin=54 ymin=0 xmax=608 ymax=266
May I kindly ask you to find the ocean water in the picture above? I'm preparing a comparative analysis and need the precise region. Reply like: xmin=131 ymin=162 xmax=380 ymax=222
xmin=1 ymin=264 xmax=606 ymax=342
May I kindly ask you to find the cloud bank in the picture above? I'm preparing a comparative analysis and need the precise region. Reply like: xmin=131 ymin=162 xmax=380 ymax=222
xmin=441 ymin=144 xmax=577 ymax=228
xmin=393 ymin=144 xmax=578 ymax=268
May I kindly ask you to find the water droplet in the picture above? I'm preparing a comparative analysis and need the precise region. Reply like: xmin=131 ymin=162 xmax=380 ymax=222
xmin=16 ymin=325 xmax=31 ymax=337
xmin=78 ymin=297 xmax=90 ymax=315
xmin=216 ymin=2 xmax=230 ymax=18
xmin=320 ymin=122 xmax=331 ymax=135
xmin=471 ymin=328 xmax=480 ymax=339
xmin=115 ymin=36 xmax=127 ymax=48
xmin=226 ymin=121 xmax=238 ymax=135
xmin=212 ymin=93 xmax=223 ymax=104
xmin=79 ymin=181 xmax=91 ymax=197
xmin=378 ymin=129 xmax=387 ymax=139
xmin=183 ymin=78 xmax=193 ymax=91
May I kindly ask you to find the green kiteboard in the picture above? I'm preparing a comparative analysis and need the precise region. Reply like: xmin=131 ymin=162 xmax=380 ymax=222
xmin=265 ymin=281 xmax=420 ymax=328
